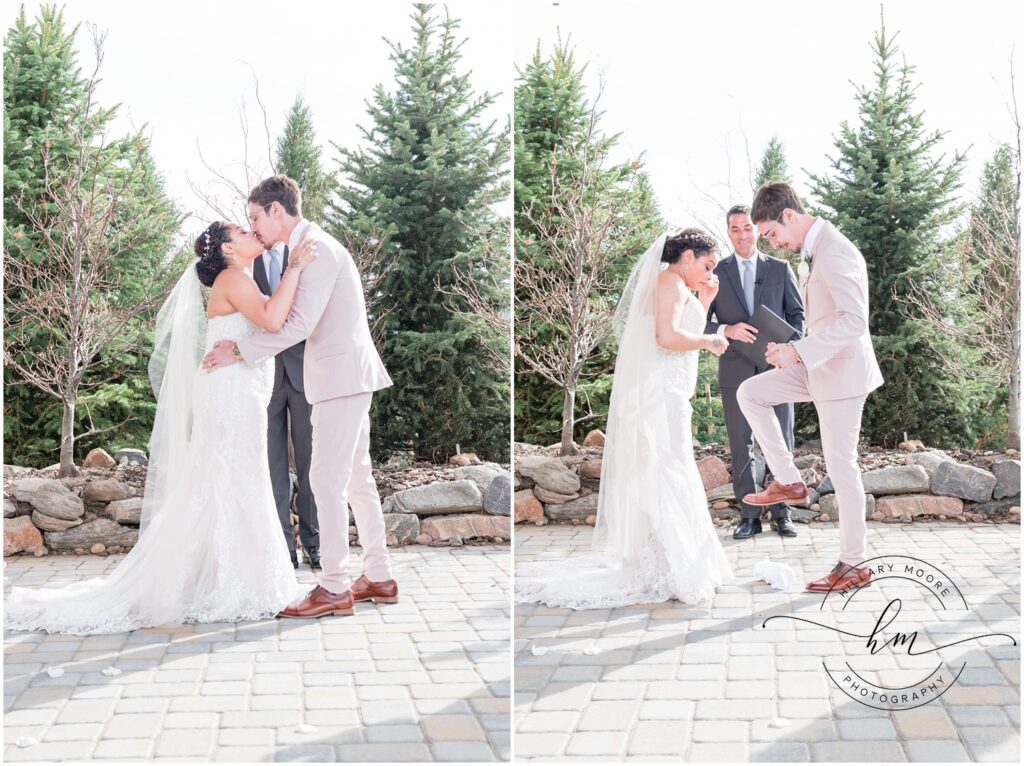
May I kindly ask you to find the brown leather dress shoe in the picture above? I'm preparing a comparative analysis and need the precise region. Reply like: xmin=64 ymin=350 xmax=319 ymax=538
xmin=806 ymin=561 xmax=872 ymax=593
xmin=742 ymin=480 xmax=808 ymax=507
xmin=278 ymin=585 xmax=354 ymax=618
xmin=351 ymin=574 xmax=399 ymax=604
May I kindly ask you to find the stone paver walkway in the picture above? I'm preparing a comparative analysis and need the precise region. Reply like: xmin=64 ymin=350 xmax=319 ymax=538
xmin=515 ymin=522 xmax=1020 ymax=762
xmin=4 ymin=544 xmax=510 ymax=762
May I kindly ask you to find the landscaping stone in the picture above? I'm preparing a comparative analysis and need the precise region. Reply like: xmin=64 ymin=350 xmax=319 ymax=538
xmin=931 ymin=462 xmax=997 ymax=503
xmin=991 ymin=460 xmax=1021 ymax=500
xmin=483 ymin=474 xmax=512 ymax=516
xmin=383 ymin=513 xmax=420 ymax=546
xmin=860 ymin=465 xmax=930 ymax=495
xmin=391 ymin=480 xmax=483 ymax=515
xmin=696 ymin=456 xmax=730 ymax=491
xmin=515 ymin=490 xmax=545 ymax=525
xmin=875 ymin=494 xmax=964 ymax=519
xmin=4 ymin=516 xmax=43 ymax=556
xmin=43 ymin=518 xmax=139 ymax=552
xmin=545 ymin=494 xmax=599 ymax=522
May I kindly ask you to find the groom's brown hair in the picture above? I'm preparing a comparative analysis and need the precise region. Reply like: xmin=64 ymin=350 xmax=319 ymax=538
xmin=249 ymin=175 xmax=303 ymax=217
xmin=751 ymin=182 xmax=805 ymax=224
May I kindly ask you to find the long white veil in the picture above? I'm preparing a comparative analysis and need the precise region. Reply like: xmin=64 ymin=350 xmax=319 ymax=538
xmin=140 ymin=262 xmax=207 ymax=534
xmin=590 ymin=234 xmax=667 ymax=560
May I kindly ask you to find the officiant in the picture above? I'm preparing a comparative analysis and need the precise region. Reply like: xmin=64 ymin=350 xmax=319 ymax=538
xmin=705 ymin=205 xmax=805 ymax=540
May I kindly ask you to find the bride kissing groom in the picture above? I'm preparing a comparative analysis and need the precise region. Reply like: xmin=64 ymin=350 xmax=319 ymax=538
xmin=5 ymin=175 xmax=398 ymax=634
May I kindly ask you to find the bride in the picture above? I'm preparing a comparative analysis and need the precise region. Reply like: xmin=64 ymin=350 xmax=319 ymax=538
xmin=515 ymin=229 xmax=735 ymax=609
xmin=5 ymin=221 xmax=317 ymax=634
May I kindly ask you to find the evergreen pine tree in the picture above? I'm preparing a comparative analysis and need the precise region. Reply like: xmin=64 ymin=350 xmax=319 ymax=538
xmin=752 ymin=135 xmax=798 ymax=269
xmin=809 ymin=20 xmax=971 ymax=447
xmin=334 ymin=5 xmax=510 ymax=462
xmin=276 ymin=95 xmax=333 ymax=222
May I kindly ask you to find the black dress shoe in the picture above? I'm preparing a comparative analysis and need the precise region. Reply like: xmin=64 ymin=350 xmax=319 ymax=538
xmin=306 ymin=547 xmax=322 ymax=570
xmin=771 ymin=517 xmax=798 ymax=537
xmin=733 ymin=518 xmax=762 ymax=539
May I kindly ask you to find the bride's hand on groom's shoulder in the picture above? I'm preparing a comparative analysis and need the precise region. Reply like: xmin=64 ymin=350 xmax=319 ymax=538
xmin=287 ymin=236 xmax=320 ymax=274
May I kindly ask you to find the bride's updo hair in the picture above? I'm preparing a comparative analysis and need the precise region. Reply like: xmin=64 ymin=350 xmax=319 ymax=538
xmin=194 ymin=222 xmax=232 ymax=287
xmin=661 ymin=228 xmax=718 ymax=264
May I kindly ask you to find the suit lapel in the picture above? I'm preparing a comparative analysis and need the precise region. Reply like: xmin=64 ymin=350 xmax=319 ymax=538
xmin=723 ymin=255 xmax=746 ymax=313
xmin=253 ymin=253 xmax=271 ymax=297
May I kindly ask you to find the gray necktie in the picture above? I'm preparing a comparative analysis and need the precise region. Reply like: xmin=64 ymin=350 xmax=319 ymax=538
xmin=742 ymin=258 xmax=755 ymax=316
xmin=268 ymin=247 xmax=282 ymax=294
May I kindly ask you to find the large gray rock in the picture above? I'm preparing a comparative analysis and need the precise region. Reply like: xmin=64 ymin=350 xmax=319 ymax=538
xmin=12 ymin=477 xmax=50 ymax=502
xmin=533 ymin=486 xmax=578 ymax=504
xmin=906 ymin=449 xmax=955 ymax=477
xmin=383 ymin=513 xmax=420 ymax=546
xmin=454 ymin=463 xmax=506 ymax=493
xmin=522 ymin=458 xmax=580 ymax=496
xmin=13 ymin=478 xmax=84 ymax=521
xmin=931 ymin=462 xmax=998 ymax=503
xmin=391 ymin=480 xmax=483 ymax=516
xmin=818 ymin=475 xmax=834 ymax=495
xmin=515 ymin=455 xmax=552 ymax=475
xmin=483 ymin=474 xmax=511 ymax=516
xmin=4 ymin=499 xmax=15 ymax=519
xmin=107 ymin=497 xmax=143 ymax=526
xmin=991 ymin=460 xmax=1021 ymax=500
xmin=819 ymin=493 xmax=876 ymax=519
xmin=31 ymin=510 xmax=83 ymax=532
xmin=44 ymin=518 xmax=138 ymax=552
xmin=974 ymin=497 xmax=1020 ymax=515
xmin=114 ymin=448 xmax=148 ymax=466
xmin=860 ymin=465 xmax=930 ymax=495
xmin=545 ymin=493 xmax=598 ymax=521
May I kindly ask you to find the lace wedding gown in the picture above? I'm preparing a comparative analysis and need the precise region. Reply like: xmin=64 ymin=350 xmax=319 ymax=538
xmin=515 ymin=299 xmax=733 ymax=609
xmin=4 ymin=312 xmax=300 ymax=634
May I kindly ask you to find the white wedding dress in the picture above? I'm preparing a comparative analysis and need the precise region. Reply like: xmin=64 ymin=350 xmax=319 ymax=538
xmin=4 ymin=311 xmax=300 ymax=634
xmin=515 ymin=239 xmax=733 ymax=609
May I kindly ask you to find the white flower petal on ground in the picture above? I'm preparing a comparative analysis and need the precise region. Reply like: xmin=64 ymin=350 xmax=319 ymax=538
xmin=101 ymin=666 xmax=121 ymax=677
xmin=769 ymin=718 xmax=792 ymax=728
xmin=15 ymin=737 xmax=37 ymax=748
xmin=530 ymin=645 xmax=548 ymax=656
xmin=295 ymin=724 xmax=317 ymax=733
xmin=45 ymin=667 xmax=64 ymax=678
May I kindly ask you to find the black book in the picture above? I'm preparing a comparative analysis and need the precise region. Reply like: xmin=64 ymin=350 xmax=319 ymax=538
xmin=731 ymin=305 xmax=800 ymax=372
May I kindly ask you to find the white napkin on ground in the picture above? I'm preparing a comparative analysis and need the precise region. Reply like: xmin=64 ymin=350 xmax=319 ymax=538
xmin=753 ymin=559 xmax=796 ymax=590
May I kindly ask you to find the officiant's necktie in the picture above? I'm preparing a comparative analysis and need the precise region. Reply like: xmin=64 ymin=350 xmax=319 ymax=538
xmin=742 ymin=258 xmax=755 ymax=316
xmin=268 ymin=247 xmax=282 ymax=293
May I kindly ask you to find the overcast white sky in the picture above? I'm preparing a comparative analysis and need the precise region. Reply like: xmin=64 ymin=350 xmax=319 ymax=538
xmin=4 ymin=1 xmax=512 ymax=232
xmin=516 ymin=0 xmax=1022 ymax=241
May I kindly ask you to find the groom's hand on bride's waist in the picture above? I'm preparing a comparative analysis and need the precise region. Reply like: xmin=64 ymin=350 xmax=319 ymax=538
xmin=202 ymin=340 xmax=240 ymax=372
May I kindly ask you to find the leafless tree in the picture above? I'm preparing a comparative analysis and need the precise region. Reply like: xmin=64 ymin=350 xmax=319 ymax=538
xmin=3 ymin=33 xmax=181 ymax=476
xmin=436 ymin=212 xmax=511 ymax=378
xmin=334 ymin=225 xmax=398 ymax=346
xmin=906 ymin=56 xmax=1021 ymax=449
xmin=515 ymin=135 xmax=648 ymax=456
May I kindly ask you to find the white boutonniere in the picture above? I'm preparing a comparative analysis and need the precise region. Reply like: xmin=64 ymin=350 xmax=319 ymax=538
xmin=797 ymin=257 xmax=810 ymax=290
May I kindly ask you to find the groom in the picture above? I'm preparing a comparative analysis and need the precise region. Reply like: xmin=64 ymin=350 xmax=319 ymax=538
xmin=203 ymin=175 xmax=398 ymax=617
xmin=705 ymin=204 xmax=804 ymax=540
xmin=737 ymin=183 xmax=883 ymax=592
